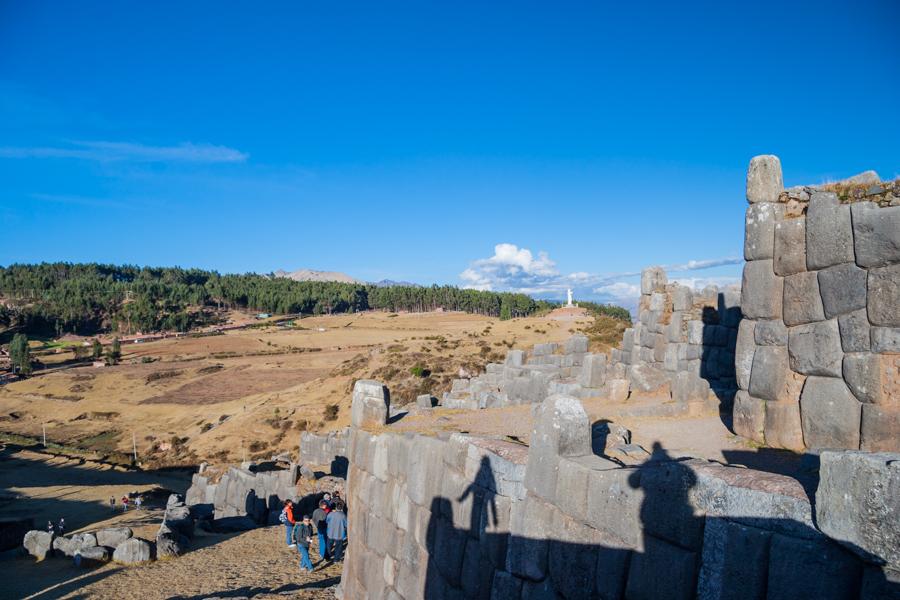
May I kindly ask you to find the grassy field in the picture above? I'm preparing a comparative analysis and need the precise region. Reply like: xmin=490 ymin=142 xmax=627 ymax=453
xmin=0 ymin=310 xmax=594 ymax=468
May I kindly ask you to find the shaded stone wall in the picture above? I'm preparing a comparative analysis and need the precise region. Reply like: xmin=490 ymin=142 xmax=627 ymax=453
xmin=735 ymin=155 xmax=900 ymax=452
xmin=185 ymin=463 xmax=298 ymax=524
xmin=299 ymin=428 xmax=349 ymax=467
xmin=608 ymin=268 xmax=741 ymax=407
xmin=339 ymin=393 xmax=900 ymax=599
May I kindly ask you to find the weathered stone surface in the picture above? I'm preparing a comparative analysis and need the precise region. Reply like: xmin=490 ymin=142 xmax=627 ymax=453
xmin=872 ymin=327 xmax=900 ymax=353
xmin=112 ymin=537 xmax=152 ymax=564
xmin=564 ymin=335 xmax=589 ymax=354
xmin=673 ymin=286 xmax=693 ymax=311
xmin=868 ymin=265 xmax=900 ymax=326
xmin=817 ymin=262 xmax=868 ymax=319
xmin=626 ymin=535 xmax=698 ymax=600
xmin=351 ymin=380 xmax=390 ymax=428
xmin=75 ymin=545 xmax=110 ymax=565
xmin=491 ymin=571 xmax=523 ymax=599
xmin=807 ymin=192 xmax=855 ymax=270
xmin=843 ymin=353 xmax=883 ymax=404
xmin=800 ymin=376 xmax=861 ymax=449
xmin=585 ymin=466 xmax=643 ymax=549
xmin=766 ymin=534 xmax=863 ymax=600
xmin=852 ymin=202 xmax=900 ymax=268
xmin=53 ymin=533 xmax=98 ymax=557
xmin=764 ymin=401 xmax=805 ymax=451
xmin=697 ymin=518 xmax=771 ymax=600
xmin=507 ymin=496 xmax=551 ymax=581
xmin=524 ymin=395 xmax=591 ymax=502
xmin=782 ymin=271 xmax=825 ymax=326
xmin=606 ymin=378 xmax=629 ymax=402
xmin=817 ymin=451 xmax=900 ymax=570
xmin=640 ymin=267 xmax=666 ymax=296
xmin=416 ymin=394 xmax=437 ymax=409
xmin=746 ymin=155 xmax=783 ymax=204
xmin=578 ymin=353 xmax=607 ymax=388
xmin=23 ymin=530 xmax=53 ymax=560
xmin=733 ymin=391 xmax=765 ymax=443
xmin=748 ymin=345 xmax=789 ymax=402
xmin=95 ymin=527 xmax=133 ymax=549
xmin=734 ymin=320 xmax=756 ymax=391
xmin=860 ymin=403 xmax=900 ymax=452
xmin=754 ymin=319 xmax=787 ymax=347
xmin=505 ymin=349 xmax=525 ymax=367
xmin=628 ymin=363 xmax=669 ymax=394
xmin=745 ymin=202 xmax=780 ymax=260
xmin=838 ymin=308 xmax=871 ymax=352
xmin=788 ymin=320 xmax=843 ymax=377
xmin=773 ymin=217 xmax=806 ymax=276
xmin=741 ymin=260 xmax=783 ymax=320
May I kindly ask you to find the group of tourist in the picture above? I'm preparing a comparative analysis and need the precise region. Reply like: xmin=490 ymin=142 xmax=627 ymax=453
xmin=109 ymin=494 xmax=143 ymax=511
xmin=280 ymin=491 xmax=347 ymax=572
xmin=46 ymin=517 xmax=65 ymax=536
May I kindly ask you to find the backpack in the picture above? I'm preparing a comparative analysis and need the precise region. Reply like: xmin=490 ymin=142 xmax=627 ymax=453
xmin=278 ymin=507 xmax=288 ymax=524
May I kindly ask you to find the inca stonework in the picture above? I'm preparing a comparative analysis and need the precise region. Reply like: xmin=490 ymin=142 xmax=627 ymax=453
xmin=735 ymin=155 xmax=900 ymax=452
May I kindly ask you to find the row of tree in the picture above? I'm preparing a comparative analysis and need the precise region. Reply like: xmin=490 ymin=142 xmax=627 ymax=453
xmin=0 ymin=263 xmax=565 ymax=336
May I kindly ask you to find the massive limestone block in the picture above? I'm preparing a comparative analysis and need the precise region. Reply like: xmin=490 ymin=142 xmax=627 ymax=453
xmin=578 ymin=353 xmax=607 ymax=388
xmin=860 ymin=405 xmax=900 ymax=452
xmin=773 ymin=217 xmax=807 ymax=276
xmin=673 ymin=286 xmax=693 ymax=311
xmin=766 ymin=534 xmax=863 ymax=600
xmin=734 ymin=320 xmax=756 ymax=391
xmin=817 ymin=262 xmax=868 ymax=319
xmin=851 ymin=202 xmax=900 ymax=268
xmin=75 ymin=545 xmax=110 ymax=565
xmin=745 ymin=202 xmax=780 ymax=260
xmin=351 ymin=380 xmax=390 ymax=428
xmin=641 ymin=267 xmax=667 ymax=295
xmin=764 ymin=400 xmax=805 ymax=451
xmin=842 ymin=353 xmax=883 ymax=405
xmin=748 ymin=346 xmax=789 ymax=402
xmin=817 ymin=451 xmax=900 ymax=571
xmin=697 ymin=519 xmax=771 ymax=600
xmin=524 ymin=395 xmax=591 ymax=503
xmin=746 ymin=155 xmax=783 ymax=204
xmin=95 ymin=527 xmax=133 ymax=549
xmin=867 ymin=264 xmax=900 ymax=327
xmin=741 ymin=260 xmax=783 ymax=320
xmin=782 ymin=271 xmax=825 ymax=326
xmin=53 ymin=533 xmax=98 ymax=558
xmin=838 ymin=309 xmax=871 ymax=353
xmin=505 ymin=349 xmax=525 ymax=367
xmin=800 ymin=377 xmax=861 ymax=449
xmin=807 ymin=192 xmax=855 ymax=270
xmin=564 ymin=335 xmax=589 ymax=354
xmin=628 ymin=363 xmax=670 ymax=394
xmin=872 ymin=327 xmax=900 ymax=353
xmin=733 ymin=391 xmax=765 ymax=444
xmin=112 ymin=537 xmax=152 ymax=564
xmin=23 ymin=530 xmax=53 ymax=560
xmin=754 ymin=319 xmax=787 ymax=346
xmin=788 ymin=320 xmax=843 ymax=377
xmin=625 ymin=535 xmax=698 ymax=600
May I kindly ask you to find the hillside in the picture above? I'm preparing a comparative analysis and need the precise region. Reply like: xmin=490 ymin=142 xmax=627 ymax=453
xmin=273 ymin=268 xmax=363 ymax=284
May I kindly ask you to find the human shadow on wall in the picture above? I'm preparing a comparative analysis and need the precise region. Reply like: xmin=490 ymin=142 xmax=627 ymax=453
xmin=700 ymin=294 xmax=740 ymax=421
xmin=410 ymin=444 xmax=894 ymax=600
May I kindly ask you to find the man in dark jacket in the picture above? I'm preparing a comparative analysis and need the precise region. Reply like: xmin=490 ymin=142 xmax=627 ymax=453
xmin=312 ymin=500 xmax=330 ymax=561
xmin=294 ymin=515 xmax=315 ymax=572
xmin=326 ymin=501 xmax=348 ymax=562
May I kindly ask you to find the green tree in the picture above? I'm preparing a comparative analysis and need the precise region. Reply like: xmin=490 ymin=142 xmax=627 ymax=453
xmin=92 ymin=338 xmax=103 ymax=359
xmin=9 ymin=333 xmax=32 ymax=375
xmin=106 ymin=337 xmax=121 ymax=365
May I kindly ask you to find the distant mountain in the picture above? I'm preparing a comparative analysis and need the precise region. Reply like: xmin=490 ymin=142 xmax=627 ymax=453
xmin=371 ymin=279 xmax=421 ymax=288
xmin=274 ymin=269 xmax=363 ymax=284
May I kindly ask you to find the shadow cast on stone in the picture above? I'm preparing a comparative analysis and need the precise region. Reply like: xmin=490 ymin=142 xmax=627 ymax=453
xmin=700 ymin=295 xmax=740 ymax=418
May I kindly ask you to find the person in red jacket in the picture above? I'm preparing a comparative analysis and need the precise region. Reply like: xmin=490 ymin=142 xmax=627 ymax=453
xmin=280 ymin=499 xmax=297 ymax=547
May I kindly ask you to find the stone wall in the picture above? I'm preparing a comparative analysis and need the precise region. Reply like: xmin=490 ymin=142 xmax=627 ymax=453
xmin=609 ymin=267 xmax=741 ymax=407
xmin=735 ymin=156 xmax=900 ymax=452
xmin=299 ymin=428 xmax=349 ymax=469
xmin=185 ymin=463 xmax=299 ymax=525
xmin=338 ymin=392 xmax=900 ymax=599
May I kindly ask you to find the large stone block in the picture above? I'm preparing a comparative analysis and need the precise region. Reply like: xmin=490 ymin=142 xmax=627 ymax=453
xmin=697 ymin=518 xmax=771 ymax=600
xmin=843 ymin=353 xmax=883 ymax=405
xmin=351 ymin=380 xmax=390 ymax=428
xmin=868 ymin=264 xmax=900 ymax=326
xmin=734 ymin=320 xmax=756 ymax=390
xmin=748 ymin=345 xmax=789 ymax=402
xmin=23 ymin=530 xmax=52 ymax=560
xmin=112 ymin=537 xmax=152 ymax=564
xmin=741 ymin=260 xmax=783 ymax=320
xmin=524 ymin=395 xmax=591 ymax=502
xmin=800 ymin=376 xmax=861 ymax=449
xmin=490 ymin=571 xmax=523 ymax=599
xmin=838 ymin=308 xmax=871 ymax=352
xmin=564 ymin=335 xmax=589 ymax=354
xmin=628 ymin=363 xmax=670 ymax=394
xmin=807 ymin=191 xmax=855 ymax=270
xmin=764 ymin=400 xmax=805 ymax=451
xmin=733 ymin=391 xmax=765 ymax=444
xmin=638 ymin=461 xmax=706 ymax=551
xmin=788 ymin=320 xmax=843 ymax=377
xmin=872 ymin=327 xmax=900 ymax=353
xmin=578 ymin=353 xmax=608 ymax=388
xmin=641 ymin=267 xmax=667 ymax=295
xmin=782 ymin=271 xmax=825 ymax=326
xmin=746 ymin=155 xmax=783 ymax=204
xmin=852 ymin=202 xmax=900 ymax=268
xmin=754 ymin=319 xmax=787 ymax=347
xmin=586 ymin=466 xmax=643 ymax=549
xmin=673 ymin=285 xmax=693 ymax=311
xmin=625 ymin=535 xmax=698 ymax=600
xmin=745 ymin=202 xmax=780 ymax=260
xmin=766 ymin=534 xmax=863 ymax=600
xmin=860 ymin=405 xmax=900 ymax=452
xmin=817 ymin=262 xmax=868 ymax=319
xmin=773 ymin=217 xmax=807 ymax=276
xmin=506 ymin=496 xmax=551 ymax=581
xmin=817 ymin=451 xmax=900 ymax=571
xmin=95 ymin=527 xmax=133 ymax=548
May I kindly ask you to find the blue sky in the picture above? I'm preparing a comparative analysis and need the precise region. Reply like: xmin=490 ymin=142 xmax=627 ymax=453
xmin=1 ymin=1 xmax=898 ymax=306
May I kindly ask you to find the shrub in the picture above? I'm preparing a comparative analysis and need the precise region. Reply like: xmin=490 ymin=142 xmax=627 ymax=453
xmin=324 ymin=404 xmax=339 ymax=421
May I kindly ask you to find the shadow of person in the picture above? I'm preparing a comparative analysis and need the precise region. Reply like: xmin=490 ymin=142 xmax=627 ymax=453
xmin=460 ymin=456 xmax=497 ymax=533
xmin=627 ymin=442 xmax=704 ymax=600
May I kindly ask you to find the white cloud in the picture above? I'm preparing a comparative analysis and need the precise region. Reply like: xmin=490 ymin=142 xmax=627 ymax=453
xmin=460 ymin=243 xmax=562 ymax=293
xmin=665 ymin=257 xmax=743 ymax=271
xmin=0 ymin=140 xmax=248 ymax=163
xmin=593 ymin=282 xmax=641 ymax=301
xmin=671 ymin=276 xmax=741 ymax=290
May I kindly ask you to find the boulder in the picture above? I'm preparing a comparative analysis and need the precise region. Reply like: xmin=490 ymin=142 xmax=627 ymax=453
xmin=800 ymin=377 xmax=861 ymax=449
xmin=817 ymin=262 xmax=868 ymax=319
xmin=112 ymin=537 xmax=152 ymax=564
xmin=95 ymin=527 xmax=133 ymax=548
xmin=156 ymin=527 xmax=187 ymax=559
xmin=53 ymin=532 xmax=98 ymax=557
xmin=817 ymin=451 xmax=900 ymax=571
xmin=746 ymin=155 xmax=783 ymax=204
xmin=851 ymin=202 xmax=900 ymax=268
xmin=788 ymin=320 xmax=843 ymax=377
xmin=350 ymin=380 xmax=390 ymax=428
xmin=23 ymin=530 xmax=52 ymax=560
xmin=75 ymin=545 xmax=110 ymax=566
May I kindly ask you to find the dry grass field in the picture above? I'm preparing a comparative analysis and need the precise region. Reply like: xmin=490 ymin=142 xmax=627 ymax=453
xmin=0 ymin=310 xmax=593 ymax=467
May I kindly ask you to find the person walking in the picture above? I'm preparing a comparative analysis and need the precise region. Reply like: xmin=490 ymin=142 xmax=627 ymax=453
xmin=294 ymin=515 xmax=315 ymax=572
xmin=57 ymin=518 xmax=65 ymax=535
xmin=312 ymin=500 xmax=330 ymax=561
xmin=109 ymin=496 xmax=116 ymax=511
xmin=326 ymin=501 xmax=348 ymax=562
xmin=135 ymin=496 xmax=143 ymax=510
xmin=279 ymin=499 xmax=297 ymax=547
xmin=121 ymin=496 xmax=129 ymax=511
